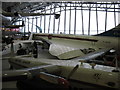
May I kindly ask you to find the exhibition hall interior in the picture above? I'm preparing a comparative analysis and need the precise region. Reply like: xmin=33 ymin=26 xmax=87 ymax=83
xmin=1 ymin=1 xmax=120 ymax=89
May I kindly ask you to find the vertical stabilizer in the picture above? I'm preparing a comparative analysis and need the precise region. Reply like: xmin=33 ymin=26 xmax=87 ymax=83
xmin=96 ymin=24 xmax=120 ymax=37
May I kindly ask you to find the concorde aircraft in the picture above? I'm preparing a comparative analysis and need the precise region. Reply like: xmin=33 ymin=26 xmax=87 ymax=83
xmin=2 ymin=24 xmax=120 ymax=89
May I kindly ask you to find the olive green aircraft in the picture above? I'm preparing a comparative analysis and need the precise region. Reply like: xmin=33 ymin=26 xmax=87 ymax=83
xmin=2 ymin=24 xmax=120 ymax=89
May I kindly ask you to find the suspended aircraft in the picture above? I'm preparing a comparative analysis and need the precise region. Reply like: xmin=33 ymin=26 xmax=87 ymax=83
xmin=0 ymin=13 xmax=25 ymax=29
xmin=1 ymin=9 xmax=60 ymax=29
xmin=2 ymin=24 xmax=120 ymax=89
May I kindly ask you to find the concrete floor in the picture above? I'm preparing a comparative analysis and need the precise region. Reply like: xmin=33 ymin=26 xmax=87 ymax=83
xmin=2 ymin=59 xmax=18 ymax=89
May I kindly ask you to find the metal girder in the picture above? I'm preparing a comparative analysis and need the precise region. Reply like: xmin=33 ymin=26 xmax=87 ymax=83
xmin=2 ymin=2 xmax=120 ymax=13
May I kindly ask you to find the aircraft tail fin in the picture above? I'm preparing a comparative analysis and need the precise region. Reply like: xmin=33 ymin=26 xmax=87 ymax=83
xmin=95 ymin=24 xmax=120 ymax=37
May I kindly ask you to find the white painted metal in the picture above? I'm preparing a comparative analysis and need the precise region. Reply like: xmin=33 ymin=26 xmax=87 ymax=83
xmin=49 ymin=44 xmax=84 ymax=59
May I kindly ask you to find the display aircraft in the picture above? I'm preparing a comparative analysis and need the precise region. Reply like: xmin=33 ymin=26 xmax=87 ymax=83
xmin=1 ymin=9 xmax=60 ymax=29
xmin=2 ymin=24 xmax=120 ymax=89
xmin=2 ymin=11 xmax=60 ymax=18
xmin=0 ymin=14 xmax=25 ymax=29
xmin=2 ymin=24 xmax=120 ymax=59
xmin=2 ymin=41 xmax=120 ymax=89
xmin=31 ymin=24 xmax=120 ymax=59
